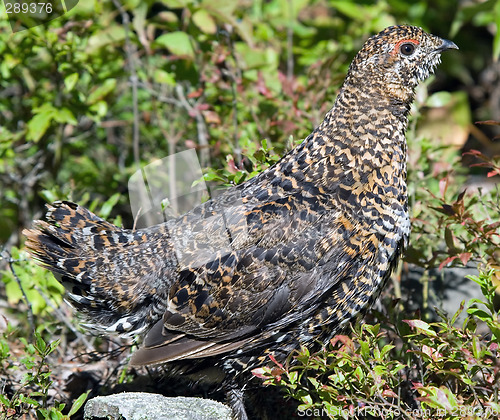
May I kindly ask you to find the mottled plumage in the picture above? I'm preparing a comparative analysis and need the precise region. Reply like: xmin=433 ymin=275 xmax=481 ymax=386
xmin=24 ymin=25 xmax=457 ymax=419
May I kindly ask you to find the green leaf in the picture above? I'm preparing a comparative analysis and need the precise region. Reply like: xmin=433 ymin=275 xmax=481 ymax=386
xmin=426 ymin=91 xmax=452 ymax=108
xmin=467 ymin=307 xmax=491 ymax=322
xmin=49 ymin=339 xmax=61 ymax=354
xmin=287 ymin=371 xmax=298 ymax=385
xmin=123 ymin=0 xmax=141 ymax=7
xmin=300 ymin=393 xmax=313 ymax=407
xmin=132 ymin=3 xmax=148 ymax=44
xmin=358 ymin=339 xmax=369 ymax=357
xmin=89 ymin=101 xmax=109 ymax=118
xmin=450 ymin=301 xmax=465 ymax=325
xmin=0 ymin=338 xmax=10 ymax=359
xmin=154 ymin=32 xmax=195 ymax=59
xmin=153 ymin=69 xmax=176 ymax=86
xmin=87 ymin=79 xmax=117 ymax=105
xmin=202 ymin=171 xmax=225 ymax=182
xmin=235 ymin=43 xmax=275 ymax=70
xmin=494 ymin=0 xmax=500 ymax=60
xmin=159 ymin=0 xmax=193 ymax=8
xmin=380 ymin=344 xmax=395 ymax=359
xmin=100 ymin=192 xmax=121 ymax=219
xmin=0 ymin=393 xmax=10 ymax=406
xmin=64 ymin=73 xmax=79 ymax=91
xmin=19 ymin=394 xmax=39 ymax=406
xmin=308 ymin=377 xmax=319 ymax=388
xmin=362 ymin=323 xmax=380 ymax=336
xmin=39 ymin=189 xmax=59 ymax=204
xmin=67 ymin=391 xmax=90 ymax=416
xmin=231 ymin=171 xmax=247 ymax=185
xmin=192 ymin=9 xmax=217 ymax=34
xmin=35 ymin=333 xmax=47 ymax=353
xmin=87 ymin=25 xmax=126 ymax=53
xmin=403 ymin=319 xmax=437 ymax=337
xmin=27 ymin=104 xmax=56 ymax=143
xmin=331 ymin=0 xmax=371 ymax=20
xmin=53 ymin=108 xmax=77 ymax=125
xmin=200 ymin=0 xmax=237 ymax=18
xmin=29 ymin=391 xmax=46 ymax=398
xmin=253 ymin=149 xmax=266 ymax=163
xmin=354 ymin=365 xmax=364 ymax=380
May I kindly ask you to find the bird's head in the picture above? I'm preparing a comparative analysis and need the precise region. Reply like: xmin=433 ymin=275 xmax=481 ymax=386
xmin=347 ymin=25 xmax=458 ymax=102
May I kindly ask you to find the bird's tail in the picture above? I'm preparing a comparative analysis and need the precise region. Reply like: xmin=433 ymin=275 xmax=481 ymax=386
xmin=23 ymin=201 xmax=172 ymax=336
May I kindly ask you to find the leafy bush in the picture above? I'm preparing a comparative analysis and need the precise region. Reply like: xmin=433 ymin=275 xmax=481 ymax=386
xmin=254 ymin=269 xmax=500 ymax=419
xmin=0 ymin=329 xmax=88 ymax=419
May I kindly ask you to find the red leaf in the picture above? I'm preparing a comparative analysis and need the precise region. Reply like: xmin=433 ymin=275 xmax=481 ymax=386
xmin=187 ymin=88 xmax=203 ymax=99
xmin=331 ymin=334 xmax=354 ymax=350
xmin=257 ymin=71 xmax=272 ymax=98
xmin=270 ymin=366 xmax=283 ymax=382
xmin=475 ymin=120 xmax=500 ymax=126
xmin=251 ymin=367 xmax=268 ymax=379
xmin=422 ymin=344 xmax=443 ymax=361
xmin=439 ymin=255 xmax=457 ymax=270
xmin=382 ymin=388 xmax=398 ymax=398
xmin=202 ymin=110 xmax=221 ymax=124
xmin=464 ymin=149 xmax=489 ymax=161
xmin=268 ymin=353 xmax=284 ymax=370
xmin=278 ymin=71 xmax=296 ymax=98
xmin=464 ymin=149 xmax=483 ymax=156
xmin=226 ymin=155 xmax=238 ymax=174
xmin=422 ymin=344 xmax=433 ymax=358
xmin=458 ymin=252 xmax=472 ymax=265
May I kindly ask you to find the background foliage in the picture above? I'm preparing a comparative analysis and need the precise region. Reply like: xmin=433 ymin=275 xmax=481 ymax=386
xmin=0 ymin=0 xmax=499 ymax=418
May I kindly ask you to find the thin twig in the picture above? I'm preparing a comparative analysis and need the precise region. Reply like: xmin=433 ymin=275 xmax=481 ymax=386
xmin=220 ymin=27 xmax=242 ymax=164
xmin=168 ymin=129 xmax=185 ymax=217
xmin=136 ymin=80 xmax=182 ymax=106
xmin=8 ymin=257 xmax=35 ymax=337
xmin=175 ymin=84 xmax=210 ymax=169
xmin=112 ymin=0 xmax=141 ymax=168
xmin=113 ymin=0 xmax=156 ymax=228
xmin=286 ymin=0 xmax=294 ymax=81
xmin=33 ymin=285 xmax=94 ymax=351
xmin=229 ymin=79 xmax=241 ymax=164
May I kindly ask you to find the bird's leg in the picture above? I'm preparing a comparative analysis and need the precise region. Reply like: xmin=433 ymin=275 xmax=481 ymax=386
xmin=224 ymin=381 xmax=249 ymax=420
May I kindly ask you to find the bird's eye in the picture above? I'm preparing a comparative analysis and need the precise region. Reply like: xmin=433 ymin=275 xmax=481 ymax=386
xmin=400 ymin=42 xmax=416 ymax=56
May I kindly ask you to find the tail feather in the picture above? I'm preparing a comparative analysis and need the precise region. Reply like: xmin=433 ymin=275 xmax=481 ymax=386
xmin=23 ymin=201 xmax=173 ymax=336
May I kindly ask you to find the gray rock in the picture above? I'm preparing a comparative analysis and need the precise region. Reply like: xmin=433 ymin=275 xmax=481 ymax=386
xmin=84 ymin=392 xmax=232 ymax=420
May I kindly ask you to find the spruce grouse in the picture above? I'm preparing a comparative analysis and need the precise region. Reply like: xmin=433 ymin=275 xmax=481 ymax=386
xmin=24 ymin=25 xmax=457 ymax=419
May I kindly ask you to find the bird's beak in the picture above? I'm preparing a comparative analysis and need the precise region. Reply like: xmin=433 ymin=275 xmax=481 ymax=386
xmin=436 ymin=38 xmax=459 ymax=52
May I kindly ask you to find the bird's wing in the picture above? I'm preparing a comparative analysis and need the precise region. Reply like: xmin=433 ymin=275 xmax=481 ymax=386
xmin=130 ymin=207 xmax=380 ymax=366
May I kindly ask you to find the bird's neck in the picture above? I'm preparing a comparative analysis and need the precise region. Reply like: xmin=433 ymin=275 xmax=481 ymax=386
xmin=320 ymin=79 xmax=413 ymax=147
xmin=302 ymin=77 xmax=412 ymax=171
xmin=290 ymin=78 xmax=413 ymax=189
xmin=257 ymin=78 xmax=413 ymax=192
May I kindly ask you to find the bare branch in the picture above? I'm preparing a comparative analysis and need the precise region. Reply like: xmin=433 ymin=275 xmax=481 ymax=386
xmin=112 ymin=0 xmax=141 ymax=168
xmin=8 ymin=256 xmax=34 ymax=336
xmin=286 ymin=0 xmax=294 ymax=80
xmin=220 ymin=26 xmax=243 ymax=164
xmin=175 ymin=84 xmax=210 ymax=169
xmin=33 ymin=285 xmax=95 ymax=351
